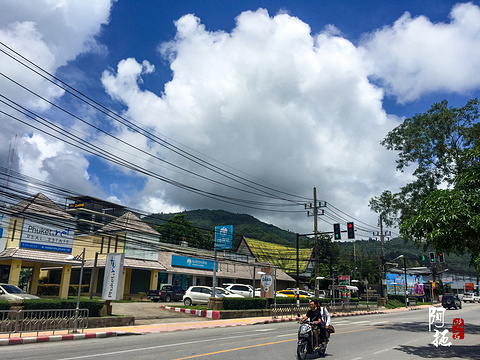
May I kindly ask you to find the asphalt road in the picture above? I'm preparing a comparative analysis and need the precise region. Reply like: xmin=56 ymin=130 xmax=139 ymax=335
xmin=3 ymin=303 xmax=480 ymax=359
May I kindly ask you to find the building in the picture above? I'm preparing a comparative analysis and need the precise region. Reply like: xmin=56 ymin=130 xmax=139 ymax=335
xmin=1 ymin=193 xmax=295 ymax=299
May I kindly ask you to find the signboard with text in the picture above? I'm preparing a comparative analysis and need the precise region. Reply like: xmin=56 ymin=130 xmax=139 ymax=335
xmin=171 ymin=255 xmax=218 ymax=271
xmin=0 ymin=213 xmax=10 ymax=251
xmin=102 ymin=253 xmax=125 ymax=300
xmin=214 ymin=225 xmax=233 ymax=250
xmin=20 ymin=218 xmax=74 ymax=253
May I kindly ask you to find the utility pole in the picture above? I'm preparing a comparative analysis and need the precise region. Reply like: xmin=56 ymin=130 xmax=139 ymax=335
xmin=304 ymin=188 xmax=326 ymax=298
xmin=313 ymin=187 xmax=319 ymax=298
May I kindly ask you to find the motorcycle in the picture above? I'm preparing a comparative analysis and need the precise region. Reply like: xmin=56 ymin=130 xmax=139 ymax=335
xmin=297 ymin=320 xmax=330 ymax=359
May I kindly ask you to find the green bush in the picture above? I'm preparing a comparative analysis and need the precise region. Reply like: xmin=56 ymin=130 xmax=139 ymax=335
xmin=0 ymin=300 xmax=11 ymax=310
xmin=37 ymin=284 xmax=89 ymax=296
xmin=386 ymin=299 xmax=404 ymax=309
xmin=22 ymin=299 xmax=104 ymax=317
xmin=223 ymin=297 xmax=268 ymax=310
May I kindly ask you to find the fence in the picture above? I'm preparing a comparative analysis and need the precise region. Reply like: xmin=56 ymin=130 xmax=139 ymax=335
xmin=271 ymin=301 xmax=378 ymax=318
xmin=0 ymin=309 xmax=89 ymax=337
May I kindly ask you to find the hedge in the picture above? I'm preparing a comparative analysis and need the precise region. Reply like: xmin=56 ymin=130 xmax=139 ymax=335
xmin=0 ymin=300 xmax=11 ymax=310
xmin=37 ymin=284 xmax=89 ymax=296
xmin=22 ymin=299 xmax=104 ymax=317
xmin=223 ymin=297 xmax=268 ymax=310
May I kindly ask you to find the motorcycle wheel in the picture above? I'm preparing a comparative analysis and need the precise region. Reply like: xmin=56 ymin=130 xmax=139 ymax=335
xmin=297 ymin=340 xmax=308 ymax=360
xmin=318 ymin=344 xmax=326 ymax=357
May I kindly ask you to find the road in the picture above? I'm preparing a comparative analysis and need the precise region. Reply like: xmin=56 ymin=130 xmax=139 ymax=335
xmin=3 ymin=303 xmax=480 ymax=360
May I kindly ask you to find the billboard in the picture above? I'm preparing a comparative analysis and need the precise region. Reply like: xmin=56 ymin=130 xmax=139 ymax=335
xmin=0 ymin=213 xmax=10 ymax=251
xmin=102 ymin=253 xmax=125 ymax=300
xmin=20 ymin=218 xmax=73 ymax=253
xmin=386 ymin=273 xmax=425 ymax=296
xmin=214 ymin=225 xmax=233 ymax=250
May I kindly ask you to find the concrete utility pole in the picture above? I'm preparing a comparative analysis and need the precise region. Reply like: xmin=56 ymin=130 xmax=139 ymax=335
xmin=379 ymin=216 xmax=386 ymax=300
xmin=313 ymin=187 xmax=319 ymax=298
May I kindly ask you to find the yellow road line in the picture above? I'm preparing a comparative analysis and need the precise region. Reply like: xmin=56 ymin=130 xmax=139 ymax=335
xmin=174 ymin=325 xmax=386 ymax=359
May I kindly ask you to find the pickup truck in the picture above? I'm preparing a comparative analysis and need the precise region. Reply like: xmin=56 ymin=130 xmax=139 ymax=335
xmin=462 ymin=293 xmax=479 ymax=303
xmin=147 ymin=285 xmax=185 ymax=302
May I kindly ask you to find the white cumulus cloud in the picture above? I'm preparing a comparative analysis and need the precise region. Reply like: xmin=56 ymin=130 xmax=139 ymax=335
xmin=361 ymin=2 xmax=480 ymax=103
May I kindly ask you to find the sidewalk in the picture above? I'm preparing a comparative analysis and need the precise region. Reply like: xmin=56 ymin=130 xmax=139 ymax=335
xmin=0 ymin=306 xmax=419 ymax=346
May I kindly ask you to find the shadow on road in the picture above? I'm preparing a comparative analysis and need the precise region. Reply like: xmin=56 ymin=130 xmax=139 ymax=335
xmin=394 ymin=344 xmax=480 ymax=359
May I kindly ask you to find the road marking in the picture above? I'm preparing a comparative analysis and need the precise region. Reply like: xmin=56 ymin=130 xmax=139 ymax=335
xmin=373 ymin=348 xmax=392 ymax=355
xmin=173 ymin=338 xmax=294 ymax=359
xmin=58 ymin=325 xmax=388 ymax=360
xmin=254 ymin=328 xmax=274 ymax=332
xmin=352 ymin=320 xmax=371 ymax=324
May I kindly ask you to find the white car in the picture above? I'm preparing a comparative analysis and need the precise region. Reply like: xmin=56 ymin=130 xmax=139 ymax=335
xmin=222 ymin=283 xmax=254 ymax=297
xmin=463 ymin=293 xmax=479 ymax=303
xmin=183 ymin=286 xmax=242 ymax=306
xmin=0 ymin=284 xmax=40 ymax=300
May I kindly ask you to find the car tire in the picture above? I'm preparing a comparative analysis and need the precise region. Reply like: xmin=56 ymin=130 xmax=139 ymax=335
xmin=165 ymin=295 xmax=171 ymax=302
xmin=184 ymin=298 xmax=192 ymax=306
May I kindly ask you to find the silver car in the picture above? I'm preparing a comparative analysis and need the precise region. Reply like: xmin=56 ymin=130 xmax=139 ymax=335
xmin=0 ymin=284 xmax=40 ymax=300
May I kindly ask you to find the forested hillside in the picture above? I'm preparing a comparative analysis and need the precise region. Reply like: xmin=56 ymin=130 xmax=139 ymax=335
xmin=144 ymin=209 xmax=477 ymax=276
xmin=144 ymin=209 xmax=299 ymax=248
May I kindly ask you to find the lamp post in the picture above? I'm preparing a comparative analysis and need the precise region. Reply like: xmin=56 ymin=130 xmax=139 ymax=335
xmin=66 ymin=248 xmax=85 ymax=334
xmin=391 ymin=254 xmax=407 ymax=306
xmin=352 ymin=278 xmax=369 ymax=309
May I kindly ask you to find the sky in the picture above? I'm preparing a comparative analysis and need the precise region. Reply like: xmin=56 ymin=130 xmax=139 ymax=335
xmin=1 ymin=0 xmax=480 ymax=240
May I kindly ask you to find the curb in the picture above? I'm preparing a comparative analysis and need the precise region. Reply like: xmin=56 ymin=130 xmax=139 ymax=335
xmin=162 ymin=306 xmax=220 ymax=319
xmin=0 ymin=331 xmax=124 ymax=346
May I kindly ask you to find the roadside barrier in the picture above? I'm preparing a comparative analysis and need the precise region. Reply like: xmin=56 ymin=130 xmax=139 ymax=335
xmin=271 ymin=301 xmax=378 ymax=318
xmin=0 ymin=308 xmax=89 ymax=337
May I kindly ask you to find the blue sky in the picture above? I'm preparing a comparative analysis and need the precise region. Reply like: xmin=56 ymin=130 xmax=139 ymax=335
xmin=1 ymin=1 xmax=480 ymax=238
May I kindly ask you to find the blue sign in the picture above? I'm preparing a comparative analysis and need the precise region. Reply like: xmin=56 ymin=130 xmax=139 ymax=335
xmin=215 ymin=225 xmax=233 ymax=250
xmin=171 ymin=255 xmax=218 ymax=271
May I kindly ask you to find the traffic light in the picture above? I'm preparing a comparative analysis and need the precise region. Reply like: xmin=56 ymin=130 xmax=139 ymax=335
xmin=429 ymin=252 xmax=435 ymax=263
xmin=333 ymin=223 xmax=341 ymax=240
xmin=439 ymin=253 xmax=444 ymax=263
xmin=347 ymin=222 xmax=355 ymax=239
xmin=420 ymin=255 xmax=426 ymax=261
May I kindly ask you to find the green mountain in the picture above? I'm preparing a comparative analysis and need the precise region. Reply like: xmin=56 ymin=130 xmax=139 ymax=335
xmin=144 ymin=209 xmax=477 ymax=276
xmin=143 ymin=209 xmax=298 ymax=248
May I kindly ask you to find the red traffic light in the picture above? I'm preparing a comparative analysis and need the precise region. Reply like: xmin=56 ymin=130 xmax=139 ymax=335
xmin=347 ymin=222 xmax=355 ymax=239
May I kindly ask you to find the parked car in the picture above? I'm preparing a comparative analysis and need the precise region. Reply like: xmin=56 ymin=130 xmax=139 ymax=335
xmin=0 ymin=284 xmax=40 ymax=300
xmin=183 ymin=286 xmax=242 ymax=306
xmin=222 ymin=283 xmax=254 ymax=297
xmin=462 ymin=293 xmax=479 ymax=303
xmin=147 ymin=284 xmax=185 ymax=302
xmin=442 ymin=294 xmax=462 ymax=309
xmin=277 ymin=289 xmax=310 ymax=299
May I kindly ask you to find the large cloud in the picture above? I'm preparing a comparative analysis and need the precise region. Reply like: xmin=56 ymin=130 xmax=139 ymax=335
xmin=101 ymin=9 xmax=406 ymax=232
xmin=0 ymin=0 xmax=113 ymax=197
xmin=361 ymin=2 xmax=480 ymax=103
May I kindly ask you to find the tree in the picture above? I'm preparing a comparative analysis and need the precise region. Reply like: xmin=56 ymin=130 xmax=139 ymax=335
xmin=156 ymin=214 xmax=213 ymax=250
xmin=376 ymin=99 xmax=480 ymax=267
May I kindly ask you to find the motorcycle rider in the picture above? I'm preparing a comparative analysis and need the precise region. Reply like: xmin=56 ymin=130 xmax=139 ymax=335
xmin=301 ymin=299 xmax=322 ymax=350
xmin=315 ymin=300 xmax=331 ymax=345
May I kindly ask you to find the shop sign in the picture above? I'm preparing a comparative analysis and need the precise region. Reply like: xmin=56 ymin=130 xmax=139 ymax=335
xmin=171 ymin=255 xmax=218 ymax=271
xmin=20 ymin=218 xmax=73 ymax=253
xmin=102 ymin=253 xmax=125 ymax=300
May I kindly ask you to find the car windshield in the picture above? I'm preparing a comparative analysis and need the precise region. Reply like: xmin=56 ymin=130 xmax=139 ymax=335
xmin=214 ymin=288 xmax=227 ymax=295
xmin=1 ymin=285 xmax=25 ymax=294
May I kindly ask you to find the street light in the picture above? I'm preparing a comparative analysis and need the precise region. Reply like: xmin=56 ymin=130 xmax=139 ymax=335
xmin=352 ymin=278 xmax=369 ymax=309
xmin=391 ymin=254 xmax=407 ymax=307
xmin=66 ymin=248 xmax=85 ymax=333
